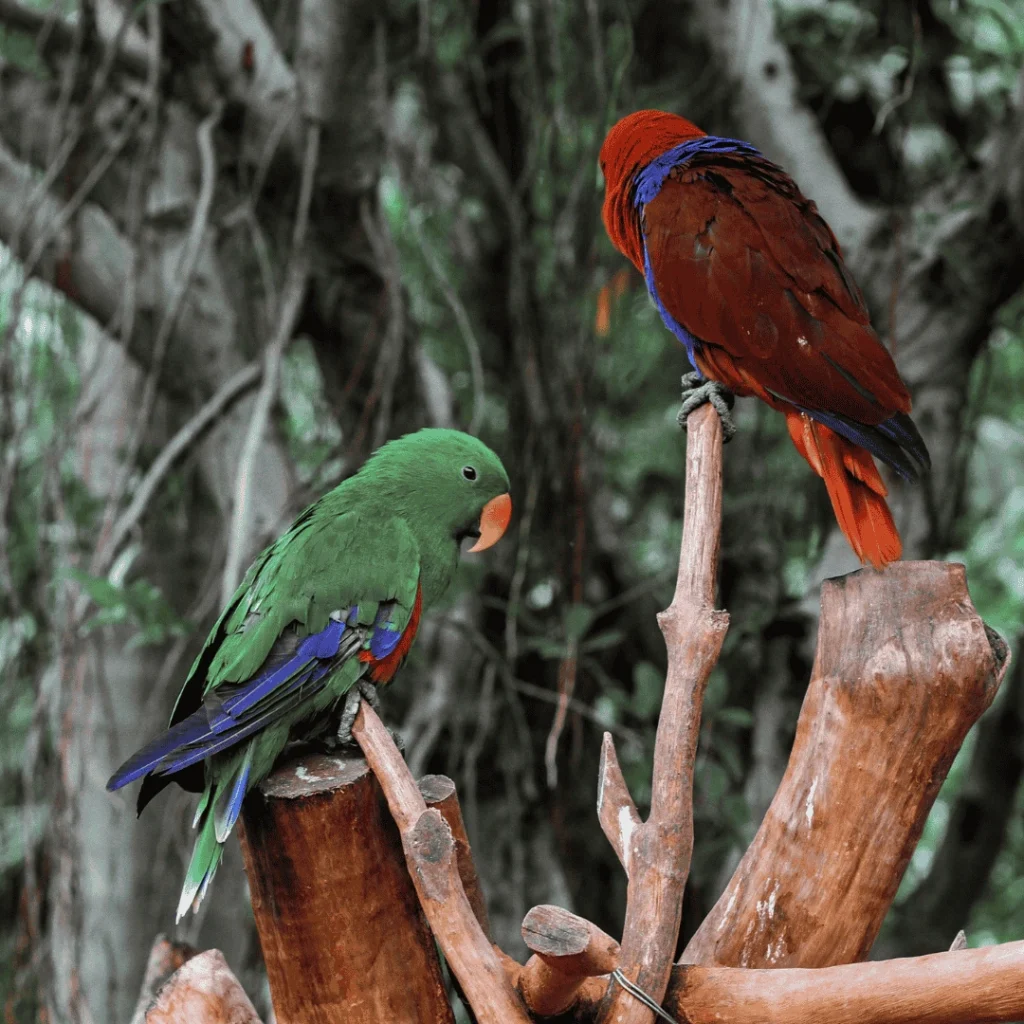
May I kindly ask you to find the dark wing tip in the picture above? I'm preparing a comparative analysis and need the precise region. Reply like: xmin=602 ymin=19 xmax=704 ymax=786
xmin=877 ymin=412 xmax=931 ymax=472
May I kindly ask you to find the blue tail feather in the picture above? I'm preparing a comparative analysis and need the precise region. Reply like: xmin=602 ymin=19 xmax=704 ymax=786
xmin=213 ymin=743 xmax=253 ymax=843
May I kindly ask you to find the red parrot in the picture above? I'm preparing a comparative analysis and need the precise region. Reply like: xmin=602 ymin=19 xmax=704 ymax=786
xmin=599 ymin=110 xmax=929 ymax=568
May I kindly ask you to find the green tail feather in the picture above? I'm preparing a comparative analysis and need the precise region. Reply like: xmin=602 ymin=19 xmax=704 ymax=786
xmin=176 ymin=805 xmax=224 ymax=922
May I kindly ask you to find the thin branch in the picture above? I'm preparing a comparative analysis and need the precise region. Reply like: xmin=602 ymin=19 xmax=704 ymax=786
xmin=352 ymin=703 xmax=532 ymax=1023
xmin=92 ymin=102 xmax=223 ymax=578
xmin=407 ymin=213 xmax=486 ymax=434
xmin=103 ymin=363 xmax=261 ymax=567
xmin=418 ymin=773 xmax=491 ymax=937
xmin=220 ymin=122 xmax=319 ymax=599
xmin=596 ymin=403 xmax=731 ymax=1024
xmin=0 ymin=0 xmax=149 ymax=75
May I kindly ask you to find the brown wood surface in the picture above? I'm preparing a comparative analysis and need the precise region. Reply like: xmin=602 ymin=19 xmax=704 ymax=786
xmin=130 ymin=935 xmax=198 ymax=1024
xmin=143 ymin=949 xmax=262 ymax=1024
xmin=353 ymin=704 xmax=532 ymax=1023
xmin=419 ymin=773 xmax=491 ymax=935
xmin=238 ymin=752 xmax=455 ymax=1024
xmin=665 ymin=941 xmax=1024 ymax=1024
xmin=518 ymin=905 xmax=619 ymax=1016
xmin=596 ymin=403 xmax=730 ymax=1024
xmin=684 ymin=560 xmax=1009 ymax=968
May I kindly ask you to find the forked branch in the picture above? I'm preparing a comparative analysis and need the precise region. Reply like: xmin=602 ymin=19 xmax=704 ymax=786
xmin=595 ymin=403 xmax=730 ymax=1023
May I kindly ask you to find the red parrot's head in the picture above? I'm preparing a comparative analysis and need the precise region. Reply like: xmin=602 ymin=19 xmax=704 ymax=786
xmin=599 ymin=110 xmax=705 ymax=270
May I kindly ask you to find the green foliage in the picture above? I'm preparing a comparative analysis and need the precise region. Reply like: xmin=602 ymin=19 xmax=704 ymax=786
xmin=280 ymin=338 xmax=344 ymax=488
xmin=64 ymin=566 xmax=189 ymax=646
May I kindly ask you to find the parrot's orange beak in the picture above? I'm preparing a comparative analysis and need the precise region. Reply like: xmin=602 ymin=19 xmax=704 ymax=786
xmin=468 ymin=492 xmax=512 ymax=552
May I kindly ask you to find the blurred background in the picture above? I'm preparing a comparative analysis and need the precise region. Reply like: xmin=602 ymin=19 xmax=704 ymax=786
xmin=1 ymin=0 xmax=1023 ymax=1020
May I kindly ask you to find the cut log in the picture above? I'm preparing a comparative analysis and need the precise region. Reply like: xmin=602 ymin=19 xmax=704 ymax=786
xmin=143 ymin=949 xmax=262 ymax=1024
xmin=665 ymin=940 xmax=1024 ymax=1024
xmin=238 ymin=752 xmax=454 ymax=1024
xmin=684 ymin=561 xmax=1009 ymax=968
xmin=518 ymin=904 xmax=618 ymax=1017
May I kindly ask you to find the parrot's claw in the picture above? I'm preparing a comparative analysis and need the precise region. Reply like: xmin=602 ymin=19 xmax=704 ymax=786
xmin=677 ymin=372 xmax=737 ymax=441
xmin=336 ymin=679 xmax=381 ymax=746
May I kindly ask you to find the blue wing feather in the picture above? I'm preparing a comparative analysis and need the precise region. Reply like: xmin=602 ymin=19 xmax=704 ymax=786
xmin=108 ymin=595 xmax=416 ymax=795
xmin=107 ymin=619 xmax=351 ymax=792
xmin=368 ymin=600 xmax=404 ymax=658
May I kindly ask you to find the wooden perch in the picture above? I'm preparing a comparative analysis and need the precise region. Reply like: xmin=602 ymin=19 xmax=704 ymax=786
xmin=530 ymin=907 xmax=1024 ymax=1024
xmin=419 ymin=773 xmax=491 ymax=936
xmin=353 ymin=703 xmax=532 ymax=1024
xmin=131 ymin=935 xmax=198 ymax=1024
xmin=518 ymin=905 xmax=619 ymax=1016
xmin=238 ymin=752 xmax=454 ymax=1024
xmin=684 ymin=560 xmax=1009 ymax=968
xmin=596 ymin=403 xmax=730 ymax=1023
xmin=664 ymin=940 xmax=1024 ymax=1024
xmin=143 ymin=949 xmax=262 ymax=1024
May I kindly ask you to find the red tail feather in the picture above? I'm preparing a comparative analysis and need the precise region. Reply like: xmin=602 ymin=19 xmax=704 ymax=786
xmin=785 ymin=411 xmax=902 ymax=569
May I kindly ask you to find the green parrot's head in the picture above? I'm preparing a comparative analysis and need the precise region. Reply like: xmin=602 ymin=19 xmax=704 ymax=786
xmin=364 ymin=428 xmax=512 ymax=558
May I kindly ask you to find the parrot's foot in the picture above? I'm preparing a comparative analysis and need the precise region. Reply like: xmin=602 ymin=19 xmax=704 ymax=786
xmin=335 ymin=679 xmax=381 ymax=746
xmin=334 ymin=680 xmax=404 ymax=752
xmin=677 ymin=372 xmax=737 ymax=441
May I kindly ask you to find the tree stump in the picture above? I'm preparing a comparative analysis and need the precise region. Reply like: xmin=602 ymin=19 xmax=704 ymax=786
xmin=683 ymin=561 xmax=1009 ymax=969
xmin=142 ymin=949 xmax=262 ymax=1024
xmin=237 ymin=752 xmax=454 ymax=1024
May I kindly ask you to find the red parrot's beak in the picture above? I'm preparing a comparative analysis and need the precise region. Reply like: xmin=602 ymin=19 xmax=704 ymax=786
xmin=468 ymin=492 xmax=512 ymax=552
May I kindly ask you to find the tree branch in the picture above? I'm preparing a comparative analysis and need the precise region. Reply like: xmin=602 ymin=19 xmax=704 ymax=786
xmin=518 ymin=905 xmax=618 ymax=1017
xmin=596 ymin=731 xmax=640 ymax=873
xmin=0 ymin=0 xmax=150 ymax=77
xmin=888 ymin=629 xmax=1024 ymax=957
xmin=352 ymin=703 xmax=532 ymax=1024
xmin=418 ymin=773 xmax=491 ymax=937
xmin=596 ymin=403 xmax=730 ymax=1023
xmin=129 ymin=935 xmax=198 ymax=1024
xmin=665 ymin=941 xmax=1024 ymax=1024
xmin=103 ymin=362 xmax=261 ymax=569
xmin=521 ymin=909 xmax=1024 ymax=1024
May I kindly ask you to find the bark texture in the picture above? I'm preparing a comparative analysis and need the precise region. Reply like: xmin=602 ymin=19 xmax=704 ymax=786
xmin=238 ymin=753 xmax=454 ymax=1024
xmin=684 ymin=562 xmax=1009 ymax=968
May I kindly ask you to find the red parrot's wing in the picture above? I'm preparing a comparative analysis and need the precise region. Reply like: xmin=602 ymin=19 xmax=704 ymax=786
xmin=641 ymin=155 xmax=911 ymax=424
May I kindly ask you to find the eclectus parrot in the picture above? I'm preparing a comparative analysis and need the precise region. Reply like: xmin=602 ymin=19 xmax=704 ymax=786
xmin=107 ymin=428 xmax=511 ymax=919
xmin=599 ymin=110 xmax=930 ymax=568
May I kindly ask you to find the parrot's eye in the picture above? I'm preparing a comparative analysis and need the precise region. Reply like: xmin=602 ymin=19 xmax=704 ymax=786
xmin=462 ymin=465 xmax=478 ymax=481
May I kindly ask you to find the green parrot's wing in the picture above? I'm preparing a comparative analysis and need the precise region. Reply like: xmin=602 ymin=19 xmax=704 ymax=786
xmin=120 ymin=510 xmax=420 ymax=805
xmin=204 ymin=508 xmax=421 ymax=691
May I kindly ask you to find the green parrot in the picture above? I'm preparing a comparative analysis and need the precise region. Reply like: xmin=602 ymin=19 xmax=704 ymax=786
xmin=107 ymin=428 xmax=512 ymax=920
